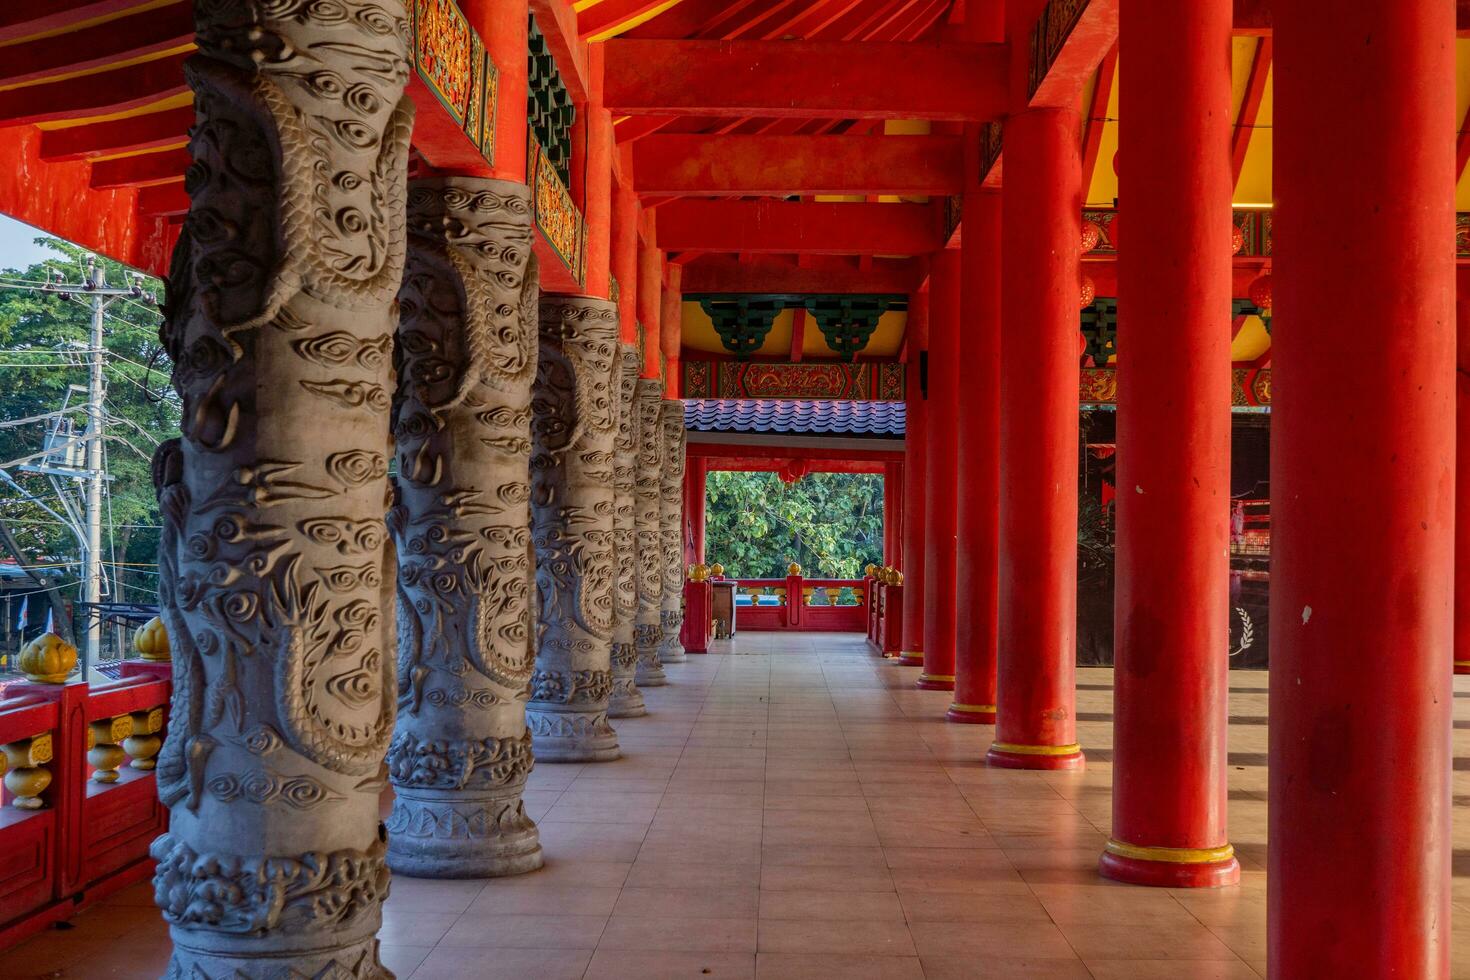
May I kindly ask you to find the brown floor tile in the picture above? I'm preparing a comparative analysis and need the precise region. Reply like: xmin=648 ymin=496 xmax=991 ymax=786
xmin=757 ymin=918 xmax=916 ymax=956
xmin=585 ymin=950 xmax=756 ymax=979
xmin=409 ymin=946 xmax=592 ymax=979
xmin=755 ymin=953 xmax=925 ymax=979
xmin=597 ymin=915 xmax=758 ymax=953
xmin=757 ymin=889 xmax=904 ymax=920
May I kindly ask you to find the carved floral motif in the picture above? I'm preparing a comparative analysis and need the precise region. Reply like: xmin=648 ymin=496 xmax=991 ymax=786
xmin=608 ymin=346 xmax=646 ymax=717
xmin=658 ymin=399 xmax=687 ymax=664
xmin=633 ymin=379 xmax=667 ymax=687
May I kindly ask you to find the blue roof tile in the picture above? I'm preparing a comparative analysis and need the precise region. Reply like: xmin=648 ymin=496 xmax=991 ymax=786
xmin=683 ymin=399 xmax=905 ymax=437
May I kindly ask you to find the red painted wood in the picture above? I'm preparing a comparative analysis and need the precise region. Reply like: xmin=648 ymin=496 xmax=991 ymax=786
xmin=882 ymin=461 xmax=901 ymax=567
xmin=526 ymin=0 xmax=589 ymax=103
xmin=1270 ymin=1 xmax=1455 ymax=973
xmin=1459 ymin=287 xmax=1470 ymax=677
xmin=1027 ymin=0 xmax=1118 ymax=110
xmin=950 ymin=190 xmax=1000 ymax=724
xmin=989 ymin=107 xmax=1084 ymax=771
xmin=638 ymin=218 xmax=662 ymax=378
xmin=685 ymin=457 xmax=707 ymax=565
xmin=584 ymin=105 xmax=614 ymax=299
xmin=1231 ymin=38 xmax=1273 ymax=184
xmin=0 ymin=2 xmax=190 ymax=88
xmin=1102 ymin=0 xmax=1239 ymax=890
xmin=580 ymin=0 xmax=677 ymax=38
xmin=0 ymin=50 xmax=190 ymax=127
xmin=655 ymin=199 xmax=944 ymax=255
xmin=919 ymin=249 xmax=959 ymax=693
xmin=460 ymin=0 xmax=529 ymax=181
xmin=661 ymin=262 xmax=682 ymax=394
xmin=604 ymin=39 xmax=1006 ymax=120
xmin=631 ymin=134 xmax=964 ymax=196
xmin=40 ymin=107 xmax=192 ymax=162
xmin=0 ymin=0 xmax=146 ymax=43
xmin=89 ymin=149 xmax=188 ymax=190
xmin=897 ymin=287 xmax=928 ymax=667
xmin=680 ymin=254 xmax=923 ymax=294
xmin=681 ymin=580 xmax=712 ymax=652
xmin=1080 ymin=46 xmax=1117 ymax=199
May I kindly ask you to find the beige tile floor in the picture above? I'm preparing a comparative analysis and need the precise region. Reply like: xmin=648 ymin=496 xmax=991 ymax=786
xmin=7 ymin=630 xmax=1470 ymax=978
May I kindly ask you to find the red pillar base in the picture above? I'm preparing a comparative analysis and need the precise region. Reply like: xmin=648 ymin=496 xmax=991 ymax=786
xmin=986 ymin=742 xmax=1085 ymax=771
xmin=1455 ymin=662 xmax=1470 ymax=675
xmin=916 ymin=672 xmax=955 ymax=692
xmin=1098 ymin=841 xmax=1241 ymax=888
xmin=896 ymin=651 xmax=923 ymax=667
xmin=945 ymin=703 xmax=996 ymax=724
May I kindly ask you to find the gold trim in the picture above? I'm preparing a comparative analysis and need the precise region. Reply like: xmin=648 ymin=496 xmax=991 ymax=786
xmin=1104 ymin=839 xmax=1236 ymax=865
xmin=948 ymin=703 xmax=996 ymax=714
xmin=918 ymin=673 xmax=955 ymax=682
xmin=989 ymin=741 xmax=1082 ymax=757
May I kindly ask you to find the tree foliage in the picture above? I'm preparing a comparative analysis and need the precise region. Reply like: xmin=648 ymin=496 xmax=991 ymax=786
xmin=703 ymin=470 xmax=883 ymax=579
xmin=0 ymin=238 xmax=176 ymax=630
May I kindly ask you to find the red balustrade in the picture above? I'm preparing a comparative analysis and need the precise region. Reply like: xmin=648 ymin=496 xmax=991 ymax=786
xmin=725 ymin=575 xmax=869 ymax=633
xmin=0 ymin=660 xmax=172 ymax=950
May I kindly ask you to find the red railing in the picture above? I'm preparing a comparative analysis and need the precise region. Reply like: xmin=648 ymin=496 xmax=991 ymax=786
xmin=713 ymin=574 xmax=869 ymax=632
xmin=865 ymin=571 xmax=904 ymax=656
xmin=0 ymin=659 xmax=171 ymax=949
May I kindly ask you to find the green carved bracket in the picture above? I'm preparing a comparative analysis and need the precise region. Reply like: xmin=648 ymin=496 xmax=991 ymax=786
xmin=691 ymin=293 xmax=906 ymax=360
xmin=528 ymin=14 xmax=574 ymax=184
xmin=700 ymin=296 xmax=786 ymax=358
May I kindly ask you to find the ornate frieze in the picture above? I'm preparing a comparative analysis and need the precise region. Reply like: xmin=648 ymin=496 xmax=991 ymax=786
xmin=527 ymin=296 xmax=621 ymax=761
xmin=385 ymin=176 xmax=543 ymax=878
xmin=658 ymin=399 xmax=687 ymax=664
xmin=609 ymin=346 xmax=646 ymax=717
xmin=152 ymin=0 xmax=414 ymax=972
xmin=633 ymin=378 xmax=668 ymax=687
xmin=681 ymin=359 xmax=905 ymax=401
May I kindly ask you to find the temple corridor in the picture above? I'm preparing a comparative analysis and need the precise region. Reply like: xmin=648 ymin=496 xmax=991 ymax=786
xmin=8 ymin=633 xmax=1470 ymax=979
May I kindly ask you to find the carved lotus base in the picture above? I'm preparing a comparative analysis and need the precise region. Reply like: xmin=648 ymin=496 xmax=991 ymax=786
xmin=635 ymin=625 xmax=668 ymax=686
xmin=658 ymin=645 xmax=688 ymax=665
xmin=526 ymin=707 xmax=621 ymax=762
xmin=385 ymin=793 xmax=544 ymax=878
xmin=609 ymin=677 xmax=647 ymax=718
xmin=635 ymin=660 xmax=668 ymax=687
xmin=165 ymin=933 xmax=389 ymax=979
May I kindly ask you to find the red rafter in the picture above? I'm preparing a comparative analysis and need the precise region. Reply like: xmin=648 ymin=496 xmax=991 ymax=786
xmin=0 ymin=50 xmax=189 ymax=127
xmin=89 ymin=148 xmax=188 ymax=190
xmin=1231 ymin=37 xmax=1272 ymax=183
xmin=579 ymin=0 xmax=677 ymax=38
xmin=0 ymin=3 xmax=190 ymax=88
xmin=40 ymin=106 xmax=193 ymax=161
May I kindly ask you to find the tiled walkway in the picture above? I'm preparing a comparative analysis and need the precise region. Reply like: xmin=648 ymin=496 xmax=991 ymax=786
xmin=11 ymin=631 xmax=1470 ymax=978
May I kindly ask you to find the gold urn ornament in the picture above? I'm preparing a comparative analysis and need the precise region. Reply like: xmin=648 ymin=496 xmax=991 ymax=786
xmin=132 ymin=616 xmax=170 ymax=662
xmin=787 ymin=562 xmax=802 ymax=576
xmin=710 ymin=563 xmax=725 ymax=578
xmin=18 ymin=632 xmax=77 ymax=684
xmin=689 ymin=563 xmax=710 ymax=583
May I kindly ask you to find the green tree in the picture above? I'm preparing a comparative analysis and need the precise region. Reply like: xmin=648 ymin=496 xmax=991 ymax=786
xmin=703 ymin=470 xmax=883 ymax=579
xmin=0 ymin=238 xmax=177 ymax=640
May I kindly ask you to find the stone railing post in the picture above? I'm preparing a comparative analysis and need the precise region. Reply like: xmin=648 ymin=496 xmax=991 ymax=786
xmin=634 ymin=378 xmax=668 ymax=687
xmin=150 ymin=1 xmax=413 ymax=972
xmin=609 ymin=345 xmax=646 ymax=717
xmin=527 ymin=296 xmax=621 ymax=761
xmin=385 ymin=177 xmax=542 ymax=878
xmin=659 ymin=399 xmax=688 ymax=663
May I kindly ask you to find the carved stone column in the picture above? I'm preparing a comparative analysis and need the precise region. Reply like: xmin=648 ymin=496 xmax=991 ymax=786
xmin=384 ymin=177 xmax=542 ymax=879
xmin=527 ymin=297 xmax=621 ymax=761
xmin=659 ymin=399 xmax=688 ymax=663
xmin=150 ymin=2 xmax=412 ymax=975
xmin=609 ymin=346 xmax=647 ymax=717
xmin=634 ymin=378 xmax=668 ymax=687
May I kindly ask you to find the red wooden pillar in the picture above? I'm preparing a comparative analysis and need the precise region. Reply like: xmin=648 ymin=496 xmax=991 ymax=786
xmin=612 ymin=175 xmax=640 ymax=346
xmin=883 ymin=460 xmax=902 ymax=568
xmin=898 ymin=288 xmax=929 ymax=667
xmin=1270 ymin=2 xmax=1455 ymax=974
xmin=920 ymin=250 xmax=960 ymax=691
xmin=950 ymin=190 xmax=1001 ymax=724
xmin=638 ymin=215 xmax=662 ymax=378
xmin=582 ymin=103 xmax=614 ymax=298
xmin=685 ymin=456 xmax=707 ymax=566
xmin=662 ymin=263 xmax=683 ymax=395
xmin=1458 ymin=277 xmax=1470 ymax=675
xmin=988 ymin=107 xmax=1084 ymax=771
xmin=1100 ymin=0 xmax=1238 ymax=888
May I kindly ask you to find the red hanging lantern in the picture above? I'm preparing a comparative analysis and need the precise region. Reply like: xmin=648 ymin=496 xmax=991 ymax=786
xmin=1249 ymin=273 xmax=1273 ymax=318
xmin=1105 ymin=214 xmax=1119 ymax=249
xmin=1080 ymin=221 xmax=1102 ymax=254
xmin=1080 ymin=273 xmax=1096 ymax=309
xmin=1231 ymin=225 xmax=1245 ymax=255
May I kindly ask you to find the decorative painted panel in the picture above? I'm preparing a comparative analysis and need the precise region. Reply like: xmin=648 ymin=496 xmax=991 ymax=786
xmin=528 ymin=138 xmax=587 ymax=286
xmin=682 ymin=360 xmax=906 ymax=401
xmin=1083 ymin=209 xmax=1272 ymax=257
xmin=411 ymin=0 xmax=498 ymax=165
xmin=1080 ymin=368 xmax=1272 ymax=408
xmin=1028 ymin=0 xmax=1090 ymax=98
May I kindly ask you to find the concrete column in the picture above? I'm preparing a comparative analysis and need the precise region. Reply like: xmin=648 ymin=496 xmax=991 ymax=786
xmin=634 ymin=379 xmax=668 ymax=686
xmin=385 ymin=177 xmax=543 ymax=878
xmin=149 ymin=1 xmax=412 ymax=972
xmin=609 ymin=345 xmax=647 ymax=717
xmin=527 ymin=296 xmax=621 ymax=762
xmin=659 ymin=399 xmax=688 ymax=664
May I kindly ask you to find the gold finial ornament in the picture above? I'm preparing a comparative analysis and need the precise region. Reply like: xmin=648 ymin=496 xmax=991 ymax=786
xmin=787 ymin=562 xmax=802 ymax=576
xmin=865 ymin=563 xmax=877 ymax=577
xmin=710 ymin=563 xmax=724 ymax=577
xmin=133 ymin=616 xmax=170 ymax=662
xmin=18 ymin=633 xmax=77 ymax=684
xmin=689 ymin=563 xmax=710 ymax=583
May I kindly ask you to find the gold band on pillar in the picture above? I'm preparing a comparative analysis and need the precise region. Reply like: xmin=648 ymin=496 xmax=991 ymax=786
xmin=1104 ymin=840 xmax=1236 ymax=865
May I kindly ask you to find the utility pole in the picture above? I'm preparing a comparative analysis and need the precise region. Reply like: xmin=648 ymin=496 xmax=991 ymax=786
xmin=82 ymin=260 xmax=106 ymax=669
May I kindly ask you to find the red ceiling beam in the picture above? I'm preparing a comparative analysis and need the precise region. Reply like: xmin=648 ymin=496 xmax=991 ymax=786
xmin=0 ymin=50 xmax=189 ymax=127
xmin=0 ymin=0 xmax=142 ymax=43
xmin=89 ymin=148 xmax=188 ymax=190
xmin=1231 ymin=37 xmax=1272 ymax=182
xmin=655 ymin=199 xmax=944 ymax=254
xmin=1028 ymin=0 xmax=1118 ymax=109
xmin=0 ymin=2 xmax=190 ymax=88
xmin=578 ymin=0 xmax=675 ymax=38
xmin=632 ymin=134 xmax=964 ymax=195
xmin=40 ymin=106 xmax=193 ymax=162
xmin=681 ymin=255 xmax=923 ymax=293
xmin=137 ymin=183 xmax=190 ymax=217
xmin=527 ymin=0 xmax=590 ymax=104
xmin=1234 ymin=0 xmax=1470 ymax=34
xmin=603 ymin=39 xmax=1008 ymax=120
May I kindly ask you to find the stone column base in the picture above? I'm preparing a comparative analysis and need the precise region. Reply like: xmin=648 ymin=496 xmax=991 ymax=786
xmin=386 ymin=788 xmax=544 ymax=878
